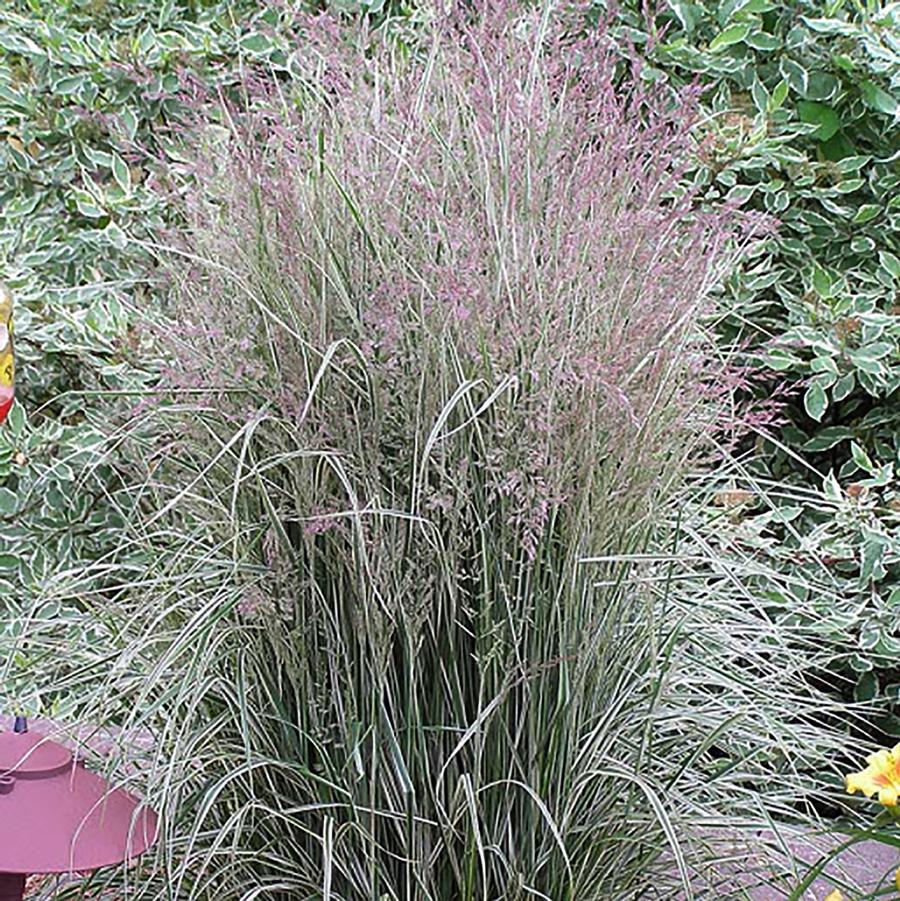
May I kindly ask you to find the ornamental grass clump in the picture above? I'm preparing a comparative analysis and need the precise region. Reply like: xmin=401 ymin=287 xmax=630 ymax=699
xmin=25 ymin=4 xmax=861 ymax=899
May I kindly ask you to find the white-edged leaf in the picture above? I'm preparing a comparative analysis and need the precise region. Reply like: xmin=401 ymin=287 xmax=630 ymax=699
xmin=804 ymin=381 xmax=828 ymax=421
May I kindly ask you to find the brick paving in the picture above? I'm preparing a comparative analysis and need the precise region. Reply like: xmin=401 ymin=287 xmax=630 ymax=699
xmin=679 ymin=829 xmax=900 ymax=900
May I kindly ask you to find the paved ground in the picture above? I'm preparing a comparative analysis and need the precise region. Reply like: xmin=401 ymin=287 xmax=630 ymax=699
xmin=19 ymin=833 xmax=900 ymax=899
xmin=681 ymin=829 xmax=899 ymax=900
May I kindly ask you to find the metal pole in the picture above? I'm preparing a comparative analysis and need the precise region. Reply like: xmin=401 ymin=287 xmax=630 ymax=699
xmin=0 ymin=873 xmax=25 ymax=901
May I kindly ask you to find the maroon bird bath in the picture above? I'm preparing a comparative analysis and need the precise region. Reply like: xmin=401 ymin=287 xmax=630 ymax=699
xmin=0 ymin=719 xmax=158 ymax=900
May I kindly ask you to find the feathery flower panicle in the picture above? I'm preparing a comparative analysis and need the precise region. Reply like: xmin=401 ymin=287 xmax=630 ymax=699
xmin=158 ymin=1 xmax=767 ymax=566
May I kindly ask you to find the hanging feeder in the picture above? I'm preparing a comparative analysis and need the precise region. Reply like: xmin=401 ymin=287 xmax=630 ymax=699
xmin=0 ymin=283 xmax=13 ymax=425
xmin=0 ymin=720 xmax=158 ymax=901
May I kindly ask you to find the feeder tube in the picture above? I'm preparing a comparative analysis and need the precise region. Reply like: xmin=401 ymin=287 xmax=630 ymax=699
xmin=0 ymin=873 xmax=25 ymax=901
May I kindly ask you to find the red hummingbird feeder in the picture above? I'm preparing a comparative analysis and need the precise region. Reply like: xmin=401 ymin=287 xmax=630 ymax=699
xmin=0 ymin=718 xmax=158 ymax=901
xmin=0 ymin=282 xmax=14 ymax=426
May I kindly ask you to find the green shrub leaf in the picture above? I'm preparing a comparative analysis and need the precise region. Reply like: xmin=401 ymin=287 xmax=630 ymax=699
xmin=878 ymin=251 xmax=900 ymax=279
xmin=797 ymin=101 xmax=841 ymax=141
xmin=852 ymin=204 xmax=881 ymax=224
xmin=779 ymin=57 xmax=808 ymax=94
xmin=804 ymin=381 xmax=828 ymax=421
xmin=709 ymin=24 xmax=750 ymax=51
xmin=769 ymin=79 xmax=789 ymax=111
xmin=860 ymin=81 xmax=898 ymax=116
xmin=803 ymin=426 xmax=853 ymax=451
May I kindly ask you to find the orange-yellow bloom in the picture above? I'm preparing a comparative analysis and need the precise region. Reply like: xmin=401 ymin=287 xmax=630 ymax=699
xmin=845 ymin=743 xmax=900 ymax=807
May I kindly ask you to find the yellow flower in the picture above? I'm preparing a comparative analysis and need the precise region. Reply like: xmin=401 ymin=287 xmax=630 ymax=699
xmin=896 ymin=866 xmax=900 ymax=893
xmin=845 ymin=743 xmax=900 ymax=807
xmin=824 ymin=890 xmax=845 ymax=901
